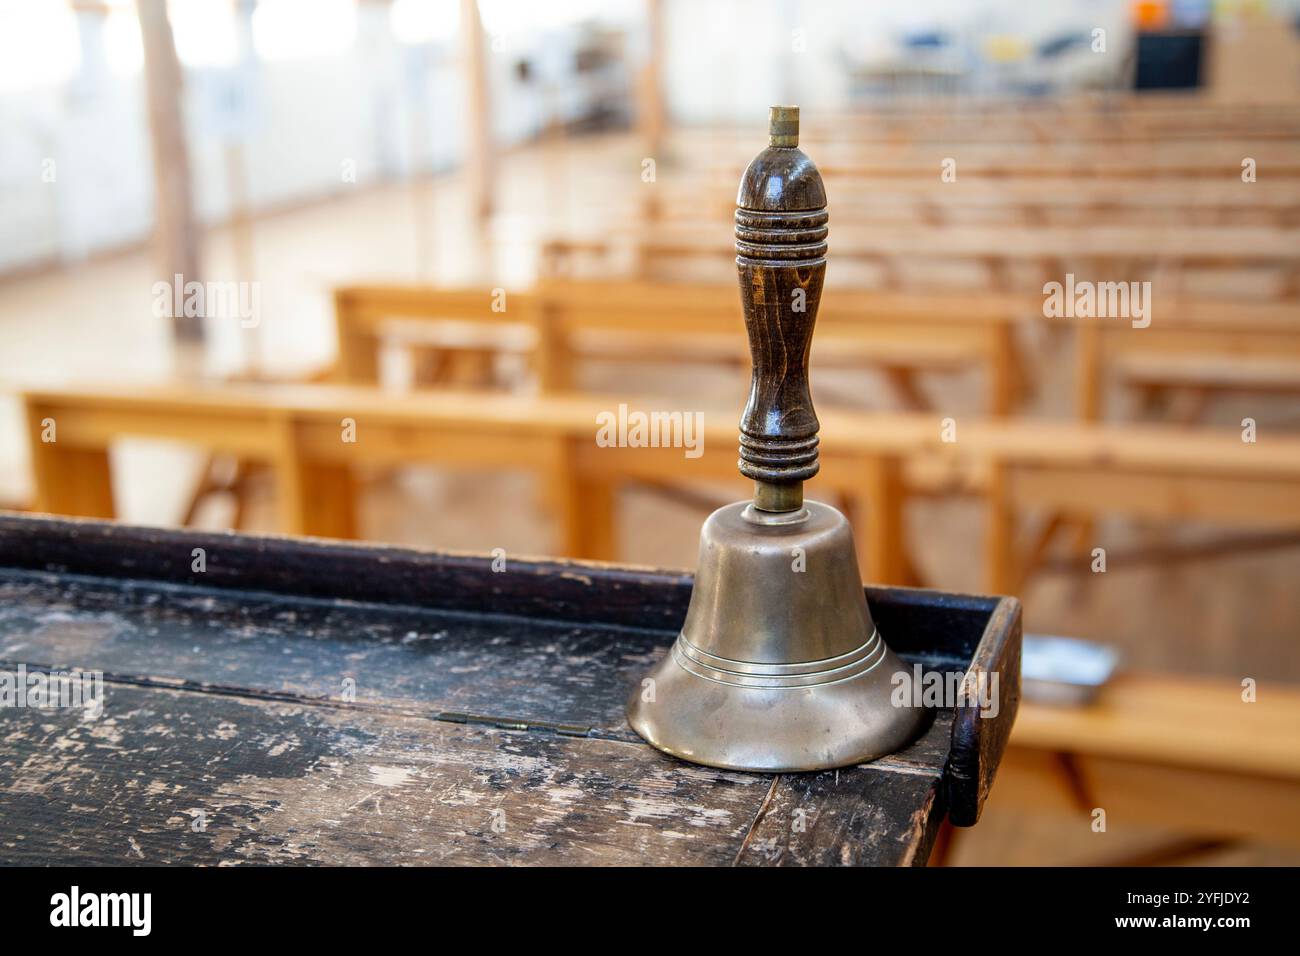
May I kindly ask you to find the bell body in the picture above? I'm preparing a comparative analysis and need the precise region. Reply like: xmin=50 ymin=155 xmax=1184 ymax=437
xmin=626 ymin=500 xmax=926 ymax=772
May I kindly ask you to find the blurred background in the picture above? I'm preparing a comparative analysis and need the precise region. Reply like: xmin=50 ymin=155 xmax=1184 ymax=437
xmin=1 ymin=0 xmax=1299 ymax=865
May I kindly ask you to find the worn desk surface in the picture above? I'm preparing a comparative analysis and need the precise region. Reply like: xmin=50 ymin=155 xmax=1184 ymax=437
xmin=0 ymin=515 xmax=1020 ymax=866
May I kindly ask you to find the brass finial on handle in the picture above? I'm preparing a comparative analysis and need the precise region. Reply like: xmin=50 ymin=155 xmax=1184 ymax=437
xmin=768 ymin=105 xmax=800 ymax=147
xmin=736 ymin=104 xmax=828 ymax=512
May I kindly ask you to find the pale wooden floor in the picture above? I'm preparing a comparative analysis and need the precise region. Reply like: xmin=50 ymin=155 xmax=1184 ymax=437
xmin=1 ymin=131 xmax=1297 ymax=864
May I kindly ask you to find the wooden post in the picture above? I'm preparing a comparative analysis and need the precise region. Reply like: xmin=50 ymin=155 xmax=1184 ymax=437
xmin=985 ymin=461 xmax=1018 ymax=595
xmin=273 ymin=417 xmax=358 ymax=539
xmin=228 ymin=0 xmax=258 ymax=373
xmin=532 ymin=297 xmax=574 ymax=392
xmin=988 ymin=324 xmax=1018 ymax=416
xmin=25 ymin=400 xmax=114 ymax=520
xmin=137 ymin=0 xmax=204 ymax=353
xmin=331 ymin=291 xmax=382 ymax=384
xmin=459 ymin=0 xmax=493 ymax=223
xmin=1076 ymin=320 xmax=1103 ymax=421
xmin=639 ymin=0 xmax=666 ymax=164
xmin=226 ymin=142 xmax=257 ymax=371
xmin=847 ymin=456 xmax=908 ymax=586
xmin=551 ymin=438 xmax=617 ymax=560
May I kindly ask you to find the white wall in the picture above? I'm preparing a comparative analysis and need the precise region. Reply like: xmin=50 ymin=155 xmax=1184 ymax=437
xmin=8 ymin=0 xmax=1276 ymax=275
xmin=0 ymin=0 xmax=641 ymax=275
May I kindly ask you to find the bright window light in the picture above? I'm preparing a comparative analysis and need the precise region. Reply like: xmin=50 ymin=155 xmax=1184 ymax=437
xmin=253 ymin=0 xmax=356 ymax=61
xmin=104 ymin=6 xmax=143 ymax=74
xmin=0 ymin=0 xmax=80 ymax=93
xmin=390 ymin=0 xmax=459 ymax=45
xmin=169 ymin=0 xmax=238 ymax=68
xmin=478 ymin=0 xmax=620 ymax=37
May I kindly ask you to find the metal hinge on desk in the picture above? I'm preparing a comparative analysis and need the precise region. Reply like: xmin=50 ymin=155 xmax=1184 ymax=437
xmin=436 ymin=711 xmax=593 ymax=737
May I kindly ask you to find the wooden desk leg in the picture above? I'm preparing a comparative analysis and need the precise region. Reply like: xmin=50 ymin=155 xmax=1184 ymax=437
xmin=274 ymin=421 xmax=357 ymax=540
xmin=847 ymin=456 xmax=907 ymax=586
xmin=533 ymin=343 xmax=574 ymax=513
xmin=1076 ymin=321 xmax=1102 ymax=422
xmin=333 ymin=294 xmax=380 ymax=385
xmin=303 ymin=463 xmax=358 ymax=539
xmin=35 ymin=448 xmax=114 ymax=519
xmin=534 ymin=307 xmax=574 ymax=392
xmin=572 ymin=477 xmax=617 ymax=561
xmin=25 ymin=403 xmax=114 ymax=519
xmin=540 ymin=439 xmax=616 ymax=564
xmin=551 ymin=438 xmax=617 ymax=561
xmin=989 ymin=326 xmax=1019 ymax=416
xmin=985 ymin=462 xmax=1017 ymax=595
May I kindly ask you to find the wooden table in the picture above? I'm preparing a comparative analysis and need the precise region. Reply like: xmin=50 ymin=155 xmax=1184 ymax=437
xmin=0 ymin=514 xmax=1020 ymax=866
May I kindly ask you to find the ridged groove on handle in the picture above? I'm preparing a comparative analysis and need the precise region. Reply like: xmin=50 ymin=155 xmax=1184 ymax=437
xmin=735 ymin=204 xmax=827 ymax=486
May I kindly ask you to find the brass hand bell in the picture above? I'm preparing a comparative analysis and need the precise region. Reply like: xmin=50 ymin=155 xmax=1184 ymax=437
xmin=627 ymin=106 xmax=926 ymax=772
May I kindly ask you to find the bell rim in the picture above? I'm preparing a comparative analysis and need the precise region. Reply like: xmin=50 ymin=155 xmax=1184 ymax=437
xmin=625 ymin=642 xmax=929 ymax=774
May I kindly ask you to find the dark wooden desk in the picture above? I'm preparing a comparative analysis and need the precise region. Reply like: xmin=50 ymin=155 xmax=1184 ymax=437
xmin=0 ymin=515 xmax=1020 ymax=866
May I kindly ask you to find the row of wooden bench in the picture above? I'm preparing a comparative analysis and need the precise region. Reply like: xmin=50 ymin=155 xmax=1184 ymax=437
xmin=333 ymin=279 xmax=1300 ymax=423
xmin=763 ymin=97 xmax=1300 ymax=144
xmin=696 ymin=152 xmax=1300 ymax=182
xmin=693 ymin=142 xmax=1300 ymax=180
xmin=23 ymin=381 xmax=1300 ymax=594
xmin=542 ymin=223 xmax=1300 ymax=298
xmin=335 ymin=279 xmax=1024 ymax=411
xmin=640 ymin=177 xmax=1300 ymax=228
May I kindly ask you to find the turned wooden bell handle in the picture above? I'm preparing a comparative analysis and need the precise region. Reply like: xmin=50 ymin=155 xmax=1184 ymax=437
xmin=735 ymin=106 xmax=827 ymax=511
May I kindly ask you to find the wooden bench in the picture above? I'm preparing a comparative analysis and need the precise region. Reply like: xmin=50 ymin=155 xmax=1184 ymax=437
xmin=679 ymin=115 xmax=1300 ymax=176
xmin=544 ymin=224 xmax=1300 ymax=297
xmin=743 ymin=98 xmax=1300 ymax=144
xmin=646 ymin=177 xmax=1300 ymax=229
xmin=701 ymin=151 xmax=1300 ymax=182
xmin=21 ymin=382 xmax=917 ymax=582
xmin=333 ymin=279 xmax=1034 ymax=415
xmin=332 ymin=285 xmax=536 ymax=387
xmin=343 ymin=269 xmax=1291 ymax=438
xmin=1069 ymin=298 xmax=1300 ymax=421
xmin=972 ymin=416 xmax=1300 ymax=591
xmin=691 ymin=117 xmax=1300 ymax=146
xmin=992 ymin=672 xmax=1300 ymax=856
xmin=23 ymin=382 xmax=1300 ymax=594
